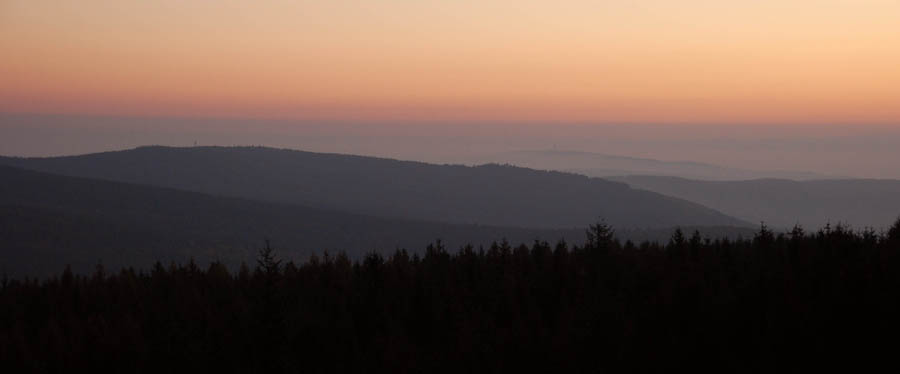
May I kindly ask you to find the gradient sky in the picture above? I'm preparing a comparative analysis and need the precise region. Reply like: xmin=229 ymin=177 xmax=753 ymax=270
xmin=3 ymin=0 xmax=899 ymax=125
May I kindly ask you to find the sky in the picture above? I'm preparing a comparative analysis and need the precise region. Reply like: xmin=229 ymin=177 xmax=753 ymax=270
xmin=3 ymin=0 xmax=900 ymax=124
xmin=2 ymin=1 xmax=900 ymax=176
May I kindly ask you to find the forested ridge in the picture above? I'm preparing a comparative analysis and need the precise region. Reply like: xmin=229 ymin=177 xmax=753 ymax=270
xmin=0 ymin=165 xmax=755 ymax=276
xmin=3 ymin=220 xmax=900 ymax=372
xmin=0 ymin=146 xmax=748 ymax=229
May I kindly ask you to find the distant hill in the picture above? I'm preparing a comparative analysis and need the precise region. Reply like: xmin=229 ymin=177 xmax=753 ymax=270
xmin=476 ymin=150 xmax=826 ymax=181
xmin=0 ymin=146 xmax=748 ymax=229
xmin=0 ymin=166 xmax=753 ymax=276
xmin=610 ymin=175 xmax=900 ymax=230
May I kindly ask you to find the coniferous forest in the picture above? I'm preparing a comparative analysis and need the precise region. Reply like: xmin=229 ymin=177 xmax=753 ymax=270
xmin=3 ymin=221 xmax=900 ymax=372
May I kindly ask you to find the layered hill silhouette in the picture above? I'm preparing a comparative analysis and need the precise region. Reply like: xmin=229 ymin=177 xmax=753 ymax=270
xmin=0 ymin=166 xmax=753 ymax=276
xmin=0 ymin=146 xmax=748 ymax=229
xmin=475 ymin=150 xmax=826 ymax=181
xmin=611 ymin=175 xmax=900 ymax=230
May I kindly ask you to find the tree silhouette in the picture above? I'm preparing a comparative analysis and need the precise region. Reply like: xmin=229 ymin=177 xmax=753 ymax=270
xmin=586 ymin=219 xmax=615 ymax=251
xmin=1 ymin=220 xmax=899 ymax=371
xmin=888 ymin=217 xmax=900 ymax=243
xmin=257 ymin=239 xmax=282 ymax=276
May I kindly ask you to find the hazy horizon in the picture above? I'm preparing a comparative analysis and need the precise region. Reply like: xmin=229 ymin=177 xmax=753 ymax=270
xmin=4 ymin=1 xmax=899 ymax=179
xmin=2 ymin=112 xmax=899 ymax=179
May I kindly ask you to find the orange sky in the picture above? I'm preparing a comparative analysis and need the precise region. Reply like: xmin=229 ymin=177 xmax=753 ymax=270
xmin=2 ymin=0 xmax=899 ymax=125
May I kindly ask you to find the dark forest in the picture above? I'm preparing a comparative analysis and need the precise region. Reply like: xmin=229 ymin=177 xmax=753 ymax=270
xmin=3 ymin=220 xmax=900 ymax=372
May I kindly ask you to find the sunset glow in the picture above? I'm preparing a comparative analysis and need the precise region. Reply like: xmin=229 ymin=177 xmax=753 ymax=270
xmin=2 ymin=0 xmax=899 ymax=124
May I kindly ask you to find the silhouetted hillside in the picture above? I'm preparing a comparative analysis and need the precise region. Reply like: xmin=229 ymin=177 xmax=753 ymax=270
xmin=0 ymin=146 xmax=748 ymax=229
xmin=0 ymin=166 xmax=754 ymax=276
xmin=475 ymin=149 xmax=827 ymax=180
xmin=0 ymin=165 xmax=561 ymax=275
xmin=611 ymin=175 xmax=900 ymax=229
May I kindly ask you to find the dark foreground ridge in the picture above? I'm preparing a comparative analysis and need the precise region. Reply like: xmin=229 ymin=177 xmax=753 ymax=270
xmin=3 ymin=221 xmax=900 ymax=372
xmin=0 ymin=165 xmax=754 ymax=276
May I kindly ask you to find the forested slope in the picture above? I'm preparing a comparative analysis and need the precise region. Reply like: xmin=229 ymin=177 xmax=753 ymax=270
xmin=0 ymin=166 xmax=753 ymax=276
xmin=0 ymin=146 xmax=748 ymax=229
xmin=3 ymin=222 xmax=899 ymax=371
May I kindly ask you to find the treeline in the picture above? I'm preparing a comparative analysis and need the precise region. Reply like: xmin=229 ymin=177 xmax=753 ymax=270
xmin=3 ymin=221 xmax=900 ymax=372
